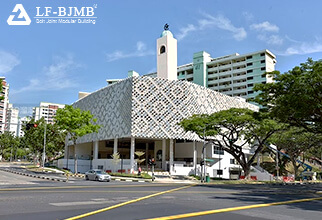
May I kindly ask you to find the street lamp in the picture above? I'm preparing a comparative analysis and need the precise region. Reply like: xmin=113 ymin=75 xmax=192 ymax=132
xmin=42 ymin=121 xmax=47 ymax=168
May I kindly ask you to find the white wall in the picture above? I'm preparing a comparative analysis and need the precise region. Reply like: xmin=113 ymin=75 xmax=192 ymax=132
xmin=58 ymin=159 xmax=91 ymax=173
xmin=92 ymin=159 xmax=136 ymax=173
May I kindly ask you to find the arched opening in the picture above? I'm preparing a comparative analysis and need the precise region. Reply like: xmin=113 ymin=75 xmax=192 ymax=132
xmin=160 ymin=45 xmax=166 ymax=54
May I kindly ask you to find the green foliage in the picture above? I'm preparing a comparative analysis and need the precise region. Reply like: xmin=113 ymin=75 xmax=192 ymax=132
xmin=269 ymin=127 xmax=322 ymax=178
xmin=54 ymin=105 xmax=100 ymax=146
xmin=180 ymin=108 xmax=284 ymax=177
xmin=253 ymin=58 xmax=322 ymax=134
xmin=0 ymin=79 xmax=4 ymax=101
xmin=22 ymin=118 xmax=66 ymax=162
xmin=0 ymin=131 xmax=21 ymax=160
xmin=135 ymin=151 xmax=145 ymax=166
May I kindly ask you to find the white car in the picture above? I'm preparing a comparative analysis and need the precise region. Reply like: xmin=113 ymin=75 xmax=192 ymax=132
xmin=85 ymin=169 xmax=111 ymax=182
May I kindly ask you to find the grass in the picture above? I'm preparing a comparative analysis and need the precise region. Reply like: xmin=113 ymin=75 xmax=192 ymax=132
xmin=110 ymin=172 xmax=152 ymax=179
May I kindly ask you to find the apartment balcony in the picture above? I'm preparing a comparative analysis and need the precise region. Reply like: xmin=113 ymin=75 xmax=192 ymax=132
xmin=232 ymin=61 xmax=247 ymax=68
xmin=231 ymin=74 xmax=247 ymax=81
xmin=218 ymin=84 xmax=232 ymax=90
xmin=232 ymin=81 xmax=247 ymax=88
xmin=218 ymin=64 xmax=232 ymax=71
xmin=207 ymin=67 xmax=219 ymax=72
xmin=232 ymin=88 xmax=248 ymax=95
xmin=231 ymin=68 xmax=247 ymax=75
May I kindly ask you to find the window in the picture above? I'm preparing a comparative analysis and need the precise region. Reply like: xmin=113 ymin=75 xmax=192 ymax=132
xmin=261 ymin=67 xmax=266 ymax=71
xmin=261 ymin=60 xmax=265 ymax=63
xmin=248 ymin=91 xmax=254 ymax=94
xmin=214 ymin=146 xmax=224 ymax=155
xmin=247 ymin=76 xmax=253 ymax=80
xmin=246 ymin=56 xmax=252 ymax=59
xmin=160 ymin=45 xmax=166 ymax=54
xmin=247 ymin=70 xmax=253 ymax=73
xmin=230 ymin=159 xmax=235 ymax=164
xmin=260 ymin=53 xmax=265 ymax=56
xmin=247 ymin=63 xmax=253 ymax=66
xmin=247 ymin=83 xmax=253 ymax=87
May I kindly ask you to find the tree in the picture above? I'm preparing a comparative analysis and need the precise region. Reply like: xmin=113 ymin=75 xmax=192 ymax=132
xmin=0 ymin=79 xmax=4 ymax=101
xmin=253 ymin=58 xmax=322 ymax=134
xmin=135 ymin=151 xmax=145 ymax=169
xmin=22 ymin=118 xmax=65 ymax=164
xmin=0 ymin=131 xmax=20 ymax=161
xmin=55 ymin=105 xmax=100 ymax=169
xmin=111 ymin=152 xmax=121 ymax=172
xmin=269 ymin=127 xmax=322 ymax=178
xmin=180 ymin=108 xmax=284 ymax=178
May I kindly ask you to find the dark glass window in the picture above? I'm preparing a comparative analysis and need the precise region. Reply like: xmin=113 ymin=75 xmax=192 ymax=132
xmin=214 ymin=146 xmax=224 ymax=155
xmin=247 ymin=63 xmax=253 ymax=66
xmin=160 ymin=46 xmax=166 ymax=54
xmin=261 ymin=67 xmax=266 ymax=71
xmin=247 ymin=70 xmax=253 ymax=73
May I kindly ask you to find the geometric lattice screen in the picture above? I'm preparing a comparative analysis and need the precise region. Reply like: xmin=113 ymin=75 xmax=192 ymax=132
xmin=131 ymin=76 xmax=258 ymax=140
xmin=73 ymin=76 xmax=258 ymax=144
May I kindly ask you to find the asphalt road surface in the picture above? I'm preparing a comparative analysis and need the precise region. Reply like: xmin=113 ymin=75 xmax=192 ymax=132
xmin=0 ymin=168 xmax=321 ymax=220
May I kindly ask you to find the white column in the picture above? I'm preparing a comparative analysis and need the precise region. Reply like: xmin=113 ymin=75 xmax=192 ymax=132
xmin=130 ymin=137 xmax=135 ymax=173
xmin=169 ymin=139 xmax=174 ymax=175
xmin=193 ymin=141 xmax=197 ymax=175
xmin=162 ymin=139 xmax=166 ymax=170
xmin=93 ymin=140 xmax=99 ymax=160
xmin=113 ymin=138 xmax=118 ymax=154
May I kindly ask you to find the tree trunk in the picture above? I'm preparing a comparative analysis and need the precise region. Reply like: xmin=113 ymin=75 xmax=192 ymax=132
xmin=291 ymin=159 xmax=299 ymax=179
xmin=241 ymin=164 xmax=251 ymax=179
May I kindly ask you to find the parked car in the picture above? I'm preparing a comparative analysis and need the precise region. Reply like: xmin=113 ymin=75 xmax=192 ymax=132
xmin=85 ymin=169 xmax=111 ymax=182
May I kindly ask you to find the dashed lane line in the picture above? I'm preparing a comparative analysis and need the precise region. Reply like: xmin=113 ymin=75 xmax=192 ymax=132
xmin=64 ymin=184 xmax=196 ymax=220
xmin=144 ymin=196 xmax=322 ymax=220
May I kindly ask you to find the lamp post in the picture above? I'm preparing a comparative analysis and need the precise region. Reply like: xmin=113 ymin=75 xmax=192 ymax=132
xmin=42 ymin=121 xmax=47 ymax=168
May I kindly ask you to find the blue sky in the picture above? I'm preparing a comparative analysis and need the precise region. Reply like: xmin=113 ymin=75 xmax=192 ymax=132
xmin=1 ymin=0 xmax=322 ymax=116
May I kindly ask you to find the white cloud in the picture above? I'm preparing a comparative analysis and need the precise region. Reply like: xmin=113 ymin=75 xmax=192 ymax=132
xmin=278 ymin=41 xmax=322 ymax=56
xmin=250 ymin=21 xmax=279 ymax=32
xmin=11 ymin=54 xmax=80 ymax=94
xmin=258 ymin=34 xmax=284 ymax=45
xmin=177 ymin=13 xmax=247 ymax=41
xmin=242 ymin=12 xmax=254 ymax=22
xmin=0 ymin=50 xmax=20 ymax=74
xmin=177 ymin=24 xmax=197 ymax=41
xmin=106 ymin=41 xmax=154 ymax=62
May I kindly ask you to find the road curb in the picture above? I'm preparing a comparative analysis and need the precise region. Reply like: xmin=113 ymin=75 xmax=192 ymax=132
xmin=0 ymin=168 xmax=67 ymax=182
xmin=111 ymin=177 xmax=151 ymax=183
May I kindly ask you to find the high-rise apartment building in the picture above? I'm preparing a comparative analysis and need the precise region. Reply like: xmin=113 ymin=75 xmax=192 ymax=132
xmin=6 ymin=103 xmax=19 ymax=136
xmin=146 ymin=50 xmax=276 ymax=100
xmin=33 ymin=102 xmax=65 ymax=124
xmin=0 ymin=77 xmax=10 ymax=133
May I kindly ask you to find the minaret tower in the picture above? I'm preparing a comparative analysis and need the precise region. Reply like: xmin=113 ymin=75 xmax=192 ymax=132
xmin=157 ymin=24 xmax=177 ymax=80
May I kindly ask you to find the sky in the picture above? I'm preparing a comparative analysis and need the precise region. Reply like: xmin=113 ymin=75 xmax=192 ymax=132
xmin=0 ymin=0 xmax=322 ymax=116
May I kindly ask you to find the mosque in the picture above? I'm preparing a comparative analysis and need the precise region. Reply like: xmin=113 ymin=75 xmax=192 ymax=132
xmin=58 ymin=26 xmax=261 ymax=179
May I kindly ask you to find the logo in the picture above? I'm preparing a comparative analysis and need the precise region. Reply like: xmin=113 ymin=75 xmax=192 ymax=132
xmin=7 ymin=4 xmax=31 ymax=25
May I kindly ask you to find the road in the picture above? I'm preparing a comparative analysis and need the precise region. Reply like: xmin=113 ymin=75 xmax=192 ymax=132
xmin=0 ymin=166 xmax=321 ymax=220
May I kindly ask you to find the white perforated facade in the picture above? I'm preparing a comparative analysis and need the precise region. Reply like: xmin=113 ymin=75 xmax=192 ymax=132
xmin=73 ymin=76 xmax=258 ymax=144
